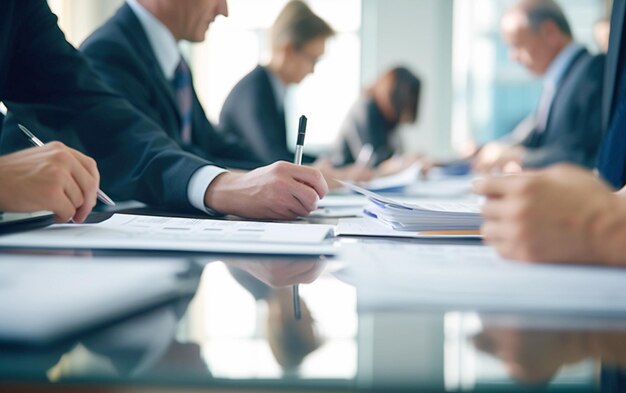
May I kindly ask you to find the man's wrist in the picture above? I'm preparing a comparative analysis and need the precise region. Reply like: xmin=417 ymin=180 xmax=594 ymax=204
xmin=187 ymin=166 xmax=228 ymax=215
xmin=203 ymin=172 xmax=234 ymax=214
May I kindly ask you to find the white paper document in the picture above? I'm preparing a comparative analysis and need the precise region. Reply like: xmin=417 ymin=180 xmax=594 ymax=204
xmin=317 ymin=194 xmax=370 ymax=208
xmin=339 ymin=243 xmax=626 ymax=315
xmin=0 ymin=214 xmax=336 ymax=256
xmin=358 ymin=162 xmax=422 ymax=192
xmin=339 ymin=181 xmax=482 ymax=231
xmin=336 ymin=217 xmax=482 ymax=239
xmin=404 ymin=176 xmax=474 ymax=198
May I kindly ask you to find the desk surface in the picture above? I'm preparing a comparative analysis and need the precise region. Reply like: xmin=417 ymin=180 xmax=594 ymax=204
xmin=0 ymin=209 xmax=624 ymax=392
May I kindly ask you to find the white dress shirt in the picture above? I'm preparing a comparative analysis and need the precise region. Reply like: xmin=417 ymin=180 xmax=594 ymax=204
xmin=126 ymin=0 xmax=227 ymax=214
xmin=535 ymin=42 xmax=583 ymax=132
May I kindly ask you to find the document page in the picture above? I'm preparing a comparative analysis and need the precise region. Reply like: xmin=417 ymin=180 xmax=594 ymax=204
xmin=339 ymin=181 xmax=481 ymax=213
xmin=339 ymin=243 xmax=626 ymax=315
xmin=0 ymin=214 xmax=336 ymax=256
xmin=358 ymin=162 xmax=422 ymax=192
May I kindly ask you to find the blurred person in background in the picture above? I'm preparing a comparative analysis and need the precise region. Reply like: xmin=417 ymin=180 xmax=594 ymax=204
xmin=329 ymin=66 xmax=422 ymax=174
xmin=219 ymin=0 xmax=334 ymax=165
xmin=473 ymin=0 xmax=605 ymax=173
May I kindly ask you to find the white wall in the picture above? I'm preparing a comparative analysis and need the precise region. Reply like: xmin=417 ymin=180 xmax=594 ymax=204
xmin=49 ymin=0 xmax=122 ymax=47
xmin=361 ymin=0 xmax=454 ymax=158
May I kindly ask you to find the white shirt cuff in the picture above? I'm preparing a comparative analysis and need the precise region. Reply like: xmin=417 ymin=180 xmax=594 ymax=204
xmin=187 ymin=165 xmax=229 ymax=215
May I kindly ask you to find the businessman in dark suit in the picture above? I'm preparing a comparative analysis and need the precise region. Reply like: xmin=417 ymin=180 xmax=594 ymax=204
xmin=474 ymin=0 xmax=605 ymax=172
xmin=0 ymin=0 xmax=328 ymax=220
xmin=474 ymin=0 xmax=626 ymax=265
xmin=80 ymin=0 xmax=263 ymax=170
xmin=219 ymin=1 xmax=334 ymax=164
xmin=597 ymin=0 xmax=626 ymax=189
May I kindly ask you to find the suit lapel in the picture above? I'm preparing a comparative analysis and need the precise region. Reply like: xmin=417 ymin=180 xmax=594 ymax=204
xmin=603 ymin=0 xmax=626 ymax=131
xmin=258 ymin=66 xmax=288 ymax=149
xmin=542 ymin=48 xmax=588 ymax=135
xmin=115 ymin=4 xmax=182 ymax=130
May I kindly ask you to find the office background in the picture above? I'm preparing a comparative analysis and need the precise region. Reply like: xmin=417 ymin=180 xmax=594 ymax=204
xmin=48 ymin=0 xmax=607 ymax=158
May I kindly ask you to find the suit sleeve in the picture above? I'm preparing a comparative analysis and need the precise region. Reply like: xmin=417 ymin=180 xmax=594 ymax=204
xmin=522 ymin=56 xmax=606 ymax=169
xmin=1 ymin=0 xmax=211 ymax=211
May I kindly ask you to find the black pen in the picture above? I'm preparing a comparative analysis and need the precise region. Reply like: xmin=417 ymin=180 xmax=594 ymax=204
xmin=18 ymin=123 xmax=116 ymax=206
xmin=292 ymin=115 xmax=307 ymax=321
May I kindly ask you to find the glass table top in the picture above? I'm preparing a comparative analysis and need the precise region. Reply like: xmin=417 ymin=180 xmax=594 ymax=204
xmin=1 ymin=248 xmax=625 ymax=393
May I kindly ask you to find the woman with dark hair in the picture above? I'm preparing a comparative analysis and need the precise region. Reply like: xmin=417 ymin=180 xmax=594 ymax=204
xmin=331 ymin=66 xmax=421 ymax=168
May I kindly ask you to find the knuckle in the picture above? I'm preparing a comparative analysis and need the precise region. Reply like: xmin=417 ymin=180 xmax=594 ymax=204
xmin=304 ymin=191 xmax=318 ymax=211
xmin=46 ymin=141 xmax=64 ymax=150
xmin=50 ymin=149 xmax=72 ymax=165
xmin=273 ymin=161 xmax=290 ymax=174
xmin=86 ymin=177 xmax=99 ymax=193
xmin=86 ymin=157 xmax=99 ymax=174
xmin=74 ymin=195 xmax=85 ymax=208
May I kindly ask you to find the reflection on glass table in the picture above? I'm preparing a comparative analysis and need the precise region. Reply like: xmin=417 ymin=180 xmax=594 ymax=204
xmin=453 ymin=313 xmax=626 ymax=392
xmin=5 ymin=251 xmax=626 ymax=392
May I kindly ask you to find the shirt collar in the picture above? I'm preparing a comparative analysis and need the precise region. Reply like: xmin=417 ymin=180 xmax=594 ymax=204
xmin=543 ymin=42 xmax=583 ymax=89
xmin=126 ymin=0 xmax=181 ymax=80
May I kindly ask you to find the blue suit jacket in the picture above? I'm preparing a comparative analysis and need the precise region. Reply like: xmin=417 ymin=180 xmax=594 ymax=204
xmin=219 ymin=65 xmax=315 ymax=164
xmin=0 ymin=0 xmax=213 ymax=212
xmin=520 ymin=48 xmax=605 ymax=169
xmin=603 ymin=0 xmax=626 ymax=134
xmin=79 ymin=4 xmax=261 ymax=170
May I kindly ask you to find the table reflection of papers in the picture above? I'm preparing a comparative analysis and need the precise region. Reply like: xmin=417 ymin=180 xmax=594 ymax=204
xmin=340 ymin=243 xmax=626 ymax=315
xmin=0 ymin=214 xmax=336 ymax=256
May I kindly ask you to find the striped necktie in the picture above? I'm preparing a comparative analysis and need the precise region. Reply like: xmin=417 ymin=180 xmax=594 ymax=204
xmin=172 ymin=58 xmax=193 ymax=144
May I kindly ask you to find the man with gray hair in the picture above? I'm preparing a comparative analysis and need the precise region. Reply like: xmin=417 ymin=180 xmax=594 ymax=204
xmin=474 ymin=0 xmax=605 ymax=172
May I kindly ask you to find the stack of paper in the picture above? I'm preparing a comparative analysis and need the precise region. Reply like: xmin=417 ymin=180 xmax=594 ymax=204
xmin=339 ymin=181 xmax=482 ymax=231
xmin=336 ymin=217 xmax=482 ymax=239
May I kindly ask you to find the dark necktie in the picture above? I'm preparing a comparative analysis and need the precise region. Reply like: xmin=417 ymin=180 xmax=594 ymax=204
xmin=597 ymin=63 xmax=626 ymax=189
xmin=172 ymin=58 xmax=193 ymax=144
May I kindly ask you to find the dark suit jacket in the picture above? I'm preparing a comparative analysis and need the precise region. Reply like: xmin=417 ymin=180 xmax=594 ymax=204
xmin=79 ymin=4 xmax=260 ymax=171
xmin=0 ymin=0 xmax=213 ymax=212
xmin=603 ymin=0 xmax=626 ymax=134
xmin=331 ymin=96 xmax=396 ymax=167
xmin=597 ymin=0 xmax=626 ymax=187
xmin=219 ymin=65 xmax=314 ymax=164
xmin=520 ymin=48 xmax=605 ymax=169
